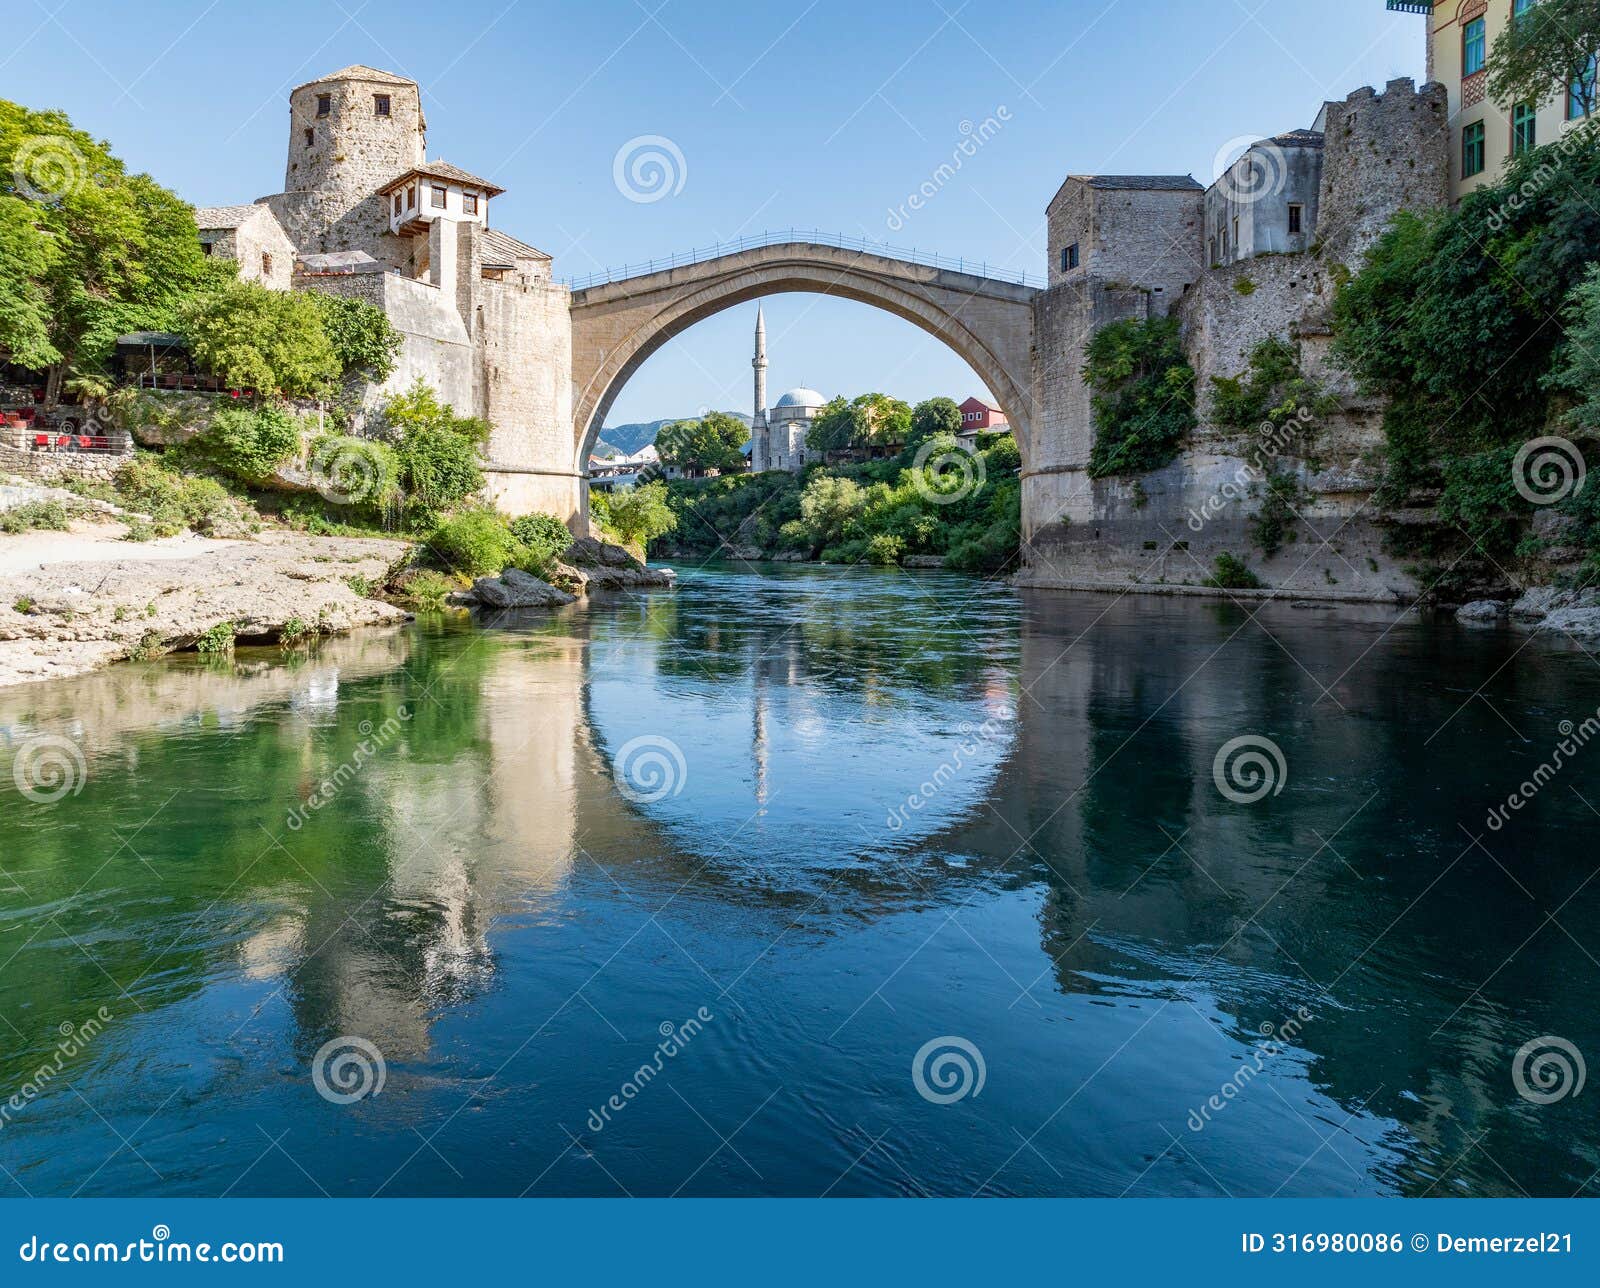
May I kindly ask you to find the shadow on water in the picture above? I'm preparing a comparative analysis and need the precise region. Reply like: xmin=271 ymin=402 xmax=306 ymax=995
xmin=0 ymin=564 xmax=1596 ymax=1196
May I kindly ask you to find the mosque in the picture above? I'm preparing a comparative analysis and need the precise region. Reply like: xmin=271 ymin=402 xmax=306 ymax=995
xmin=747 ymin=304 xmax=827 ymax=475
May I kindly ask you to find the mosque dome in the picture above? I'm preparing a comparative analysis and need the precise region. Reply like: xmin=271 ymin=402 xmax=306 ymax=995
xmin=774 ymin=388 xmax=826 ymax=410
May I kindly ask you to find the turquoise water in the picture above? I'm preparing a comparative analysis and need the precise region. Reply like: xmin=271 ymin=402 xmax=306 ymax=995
xmin=0 ymin=564 xmax=1597 ymax=1196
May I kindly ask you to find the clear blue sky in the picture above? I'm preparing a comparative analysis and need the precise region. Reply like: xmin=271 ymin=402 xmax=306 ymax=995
xmin=4 ymin=0 xmax=1425 ymax=428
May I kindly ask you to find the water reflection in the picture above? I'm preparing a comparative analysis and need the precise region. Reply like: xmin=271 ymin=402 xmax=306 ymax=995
xmin=0 ymin=569 xmax=1595 ymax=1197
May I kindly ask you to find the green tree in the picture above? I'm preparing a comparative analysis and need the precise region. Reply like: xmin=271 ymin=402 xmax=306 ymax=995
xmin=1083 ymin=317 xmax=1196 ymax=478
xmin=656 ymin=411 xmax=749 ymax=472
xmin=381 ymin=379 xmax=489 ymax=514
xmin=602 ymin=481 xmax=678 ymax=550
xmin=799 ymin=474 xmax=866 ymax=544
xmin=307 ymin=291 xmax=402 ymax=381
xmin=1553 ymin=262 xmax=1600 ymax=431
xmin=180 ymin=279 xmax=340 ymax=397
xmin=0 ymin=98 xmax=224 ymax=399
xmin=908 ymin=396 xmax=963 ymax=452
xmin=805 ymin=393 xmax=911 ymax=453
xmin=1489 ymin=0 xmax=1600 ymax=118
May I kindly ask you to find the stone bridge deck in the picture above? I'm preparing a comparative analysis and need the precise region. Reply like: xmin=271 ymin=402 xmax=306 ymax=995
xmin=566 ymin=238 xmax=1040 ymax=469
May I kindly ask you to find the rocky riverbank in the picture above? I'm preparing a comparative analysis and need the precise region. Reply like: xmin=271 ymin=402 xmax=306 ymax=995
xmin=0 ymin=524 xmax=412 ymax=688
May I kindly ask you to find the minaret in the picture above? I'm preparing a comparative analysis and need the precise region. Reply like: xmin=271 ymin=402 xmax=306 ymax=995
xmin=751 ymin=303 xmax=769 ymax=473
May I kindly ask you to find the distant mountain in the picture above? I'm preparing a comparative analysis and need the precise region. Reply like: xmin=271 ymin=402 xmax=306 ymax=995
xmin=599 ymin=413 xmax=752 ymax=457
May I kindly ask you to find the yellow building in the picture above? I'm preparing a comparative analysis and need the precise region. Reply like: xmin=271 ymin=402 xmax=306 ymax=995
xmin=1391 ymin=0 xmax=1596 ymax=197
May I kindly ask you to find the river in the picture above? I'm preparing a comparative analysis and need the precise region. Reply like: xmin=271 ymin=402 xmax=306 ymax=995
xmin=0 ymin=564 xmax=1596 ymax=1197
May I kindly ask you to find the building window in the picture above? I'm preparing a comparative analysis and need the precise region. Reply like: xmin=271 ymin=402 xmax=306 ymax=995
xmin=261 ymin=252 xmax=272 ymax=276
xmin=406 ymin=184 xmax=416 ymax=208
xmin=374 ymin=94 xmax=390 ymax=117
xmin=1462 ymin=120 xmax=1487 ymax=176
xmin=392 ymin=192 xmax=402 ymax=218
xmin=1060 ymin=243 xmax=1079 ymax=272
xmin=1571 ymin=54 xmax=1598 ymax=119
xmin=1287 ymin=203 xmax=1303 ymax=235
xmin=304 ymin=127 xmax=314 ymax=147
xmin=463 ymin=192 xmax=479 ymax=215
xmin=431 ymin=185 xmax=447 ymax=209
xmin=1208 ymin=237 xmax=1217 ymax=264
xmin=316 ymin=93 xmax=331 ymax=117
xmin=1463 ymin=17 xmax=1487 ymax=77
xmin=1513 ymin=101 xmax=1538 ymax=154
xmin=1514 ymin=0 xmax=1535 ymax=18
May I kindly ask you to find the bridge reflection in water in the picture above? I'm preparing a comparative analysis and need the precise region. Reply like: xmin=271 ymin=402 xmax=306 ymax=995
xmin=0 ymin=567 xmax=1595 ymax=1197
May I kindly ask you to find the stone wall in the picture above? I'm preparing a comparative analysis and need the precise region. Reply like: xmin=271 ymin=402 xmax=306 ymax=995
xmin=297 ymin=271 xmax=475 ymax=428
xmin=268 ymin=69 xmax=425 ymax=264
xmin=1316 ymin=78 xmax=1450 ymax=264
xmin=0 ymin=443 xmax=130 ymax=485
xmin=478 ymin=274 xmax=578 ymax=523
xmin=1048 ymin=180 xmax=1204 ymax=303
xmin=200 ymin=208 xmax=297 ymax=291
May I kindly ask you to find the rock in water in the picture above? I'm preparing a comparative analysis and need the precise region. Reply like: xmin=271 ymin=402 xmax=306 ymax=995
xmin=470 ymin=568 xmax=576 ymax=610
xmin=1455 ymin=600 xmax=1507 ymax=625
xmin=554 ymin=537 xmax=675 ymax=590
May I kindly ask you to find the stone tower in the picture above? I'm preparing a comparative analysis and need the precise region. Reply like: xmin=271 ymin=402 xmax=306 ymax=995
xmin=273 ymin=65 xmax=426 ymax=260
xmin=751 ymin=303 xmax=770 ymax=473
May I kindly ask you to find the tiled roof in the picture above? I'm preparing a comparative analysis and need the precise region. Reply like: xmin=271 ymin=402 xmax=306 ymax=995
xmin=480 ymin=227 xmax=552 ymax=264
xmin=1076 ymin=174 xmax=1203 ymax=191
xmin=294 ymin=64 xmax=417 ymax=93
xmin=379 ymin=160 xmax=506 ymax=197
xmin=194 ymin=204 xmax=265 ymax=229
xmin=1269 ymin=129 xmax=1325 ymax=148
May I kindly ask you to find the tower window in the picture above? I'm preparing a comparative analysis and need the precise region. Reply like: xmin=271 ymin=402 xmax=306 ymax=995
xmin=1060 ymin=243 xmax=1079 ymax=272
xmin=261 ymin=252 xmax=272 ymax=276
xmin=374 ymin=94 xmax=391 ymax=117
xmin=463 ymin=192 xmax=479 ymax=215
xmin=431 ymin=185 xmax=447 ymax=209
xmin=304 ymin=127 xmax=314 ymax=147
xmin=1287 ymin=203 xmax=1303 ymax=234
xmin=1462 ymin=120 xmax=1487 ymax=177
xmin=1463 ymin=17 xmax=1486 ymax=77
xmin=1513 ymin=102 xmax=1538 ymax=154
xmin=316 ymin=93 xmax=331 ymax=117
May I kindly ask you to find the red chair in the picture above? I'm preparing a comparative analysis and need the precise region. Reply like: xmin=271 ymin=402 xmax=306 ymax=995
xmin=33 ymin=434 xmax=50 ymax=450
xmin=55 ymin=436 xmax=70 ymax=449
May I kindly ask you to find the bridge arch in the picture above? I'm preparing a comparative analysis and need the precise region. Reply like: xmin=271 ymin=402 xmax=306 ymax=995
xmin=568 ymin=242 xmax=1038 ymax=479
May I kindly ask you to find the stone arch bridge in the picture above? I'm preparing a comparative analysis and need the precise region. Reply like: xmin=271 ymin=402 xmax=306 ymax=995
xmin=566 ymin=235 xmax=1039 ymax=477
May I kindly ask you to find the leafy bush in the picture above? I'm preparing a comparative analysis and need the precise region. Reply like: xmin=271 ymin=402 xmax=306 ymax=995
xmin=0 ymin=500 xmax=69 ymax=534
xmin=201 ymin=402 xmax=301 ymax=482
xmin=1211 ymin=337 xmax=1338 ymax=432
xmin=1084 ymin=317 xmax=1196 ymax=478
xmin=1203 ymin=553 xmax=1264 ymax=590
xmin=799 ymin=475 xmax=866 ymax=545
xmin=983 ymin=434 xmax=1021 ymax=474
xmin=1436 ymin=446 xmax=1529 ymax=558
xmin=600 ymin=481 xmax=677 ymax=551
xmin=509 ymin=513 xmax=574 ymax=565
xmin=195 ymin=621 xmax=236 ymax=654
xmin=180 ymin=279 xmax=340 ymax=397
xmin=97 ymin=455 xmax=256 ymax=537
xmin=865 ymin=533 xmax=905 ymax=565
xmin=305 ymin=433 xmax=403 ymax=517
xmin=1249 ymin=473 xmax=1303 ymax=558
xmin=424 ymin=508 xmax=519 ymax=577
xmin=395 ymin=570 xmax=458 ymax=612
xmin=307 ymin=292 xmax=402 ymax=381
xmin=381 ymin=380 xmax=487 ymax=514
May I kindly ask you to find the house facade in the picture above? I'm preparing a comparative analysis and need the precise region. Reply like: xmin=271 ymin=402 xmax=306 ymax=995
xmin=1391 ymin=0 xmax=1597 ymax=198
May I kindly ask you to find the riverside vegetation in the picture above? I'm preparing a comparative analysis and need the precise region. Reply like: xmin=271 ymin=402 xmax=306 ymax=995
xmin=650 ymin=396 xmax=1022 ymax=576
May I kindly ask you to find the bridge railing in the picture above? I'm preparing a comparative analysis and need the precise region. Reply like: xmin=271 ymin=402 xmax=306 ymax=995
xmin=560 ymin=229 xmax=1045 ymax=292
